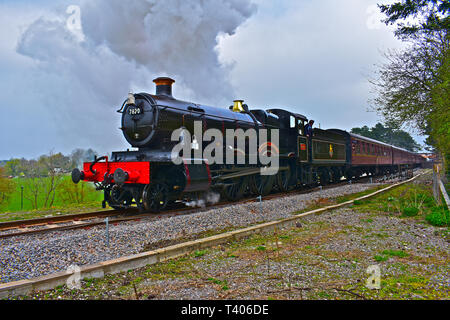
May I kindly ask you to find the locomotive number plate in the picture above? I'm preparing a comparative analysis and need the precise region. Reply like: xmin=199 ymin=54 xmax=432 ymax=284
xmin=128 ymin=106 xmax=142 ymax=115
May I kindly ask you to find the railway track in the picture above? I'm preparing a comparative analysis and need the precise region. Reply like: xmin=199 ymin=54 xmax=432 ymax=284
xmin=0 ymin=171 xmax=426 ymax=299
xmin=0 ymin=170 xmax=414 ymax=239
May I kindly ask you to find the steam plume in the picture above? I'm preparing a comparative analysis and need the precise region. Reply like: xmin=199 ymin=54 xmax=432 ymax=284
xmin=15 ymin=0 xmax=256 ymax=153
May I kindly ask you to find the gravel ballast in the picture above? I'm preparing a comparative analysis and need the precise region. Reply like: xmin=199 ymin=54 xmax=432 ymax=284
xmin=0 ymin=183 xmax=382 ymax=284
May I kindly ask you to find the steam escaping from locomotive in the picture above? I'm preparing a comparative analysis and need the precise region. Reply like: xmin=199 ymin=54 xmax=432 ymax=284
xmin=18 ymin=0 xmax=256 ymax=102
xmin=185 ymin=192 xmax=221 ymax=208
xmin=15 ymin=0 xmax=257 ymax=153
xmin=81 ymin=0 xmax=257 ymax=101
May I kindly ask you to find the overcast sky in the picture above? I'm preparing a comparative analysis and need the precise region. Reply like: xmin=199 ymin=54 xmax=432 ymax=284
xmin=0 ymin=0 xmax=423 ymax=160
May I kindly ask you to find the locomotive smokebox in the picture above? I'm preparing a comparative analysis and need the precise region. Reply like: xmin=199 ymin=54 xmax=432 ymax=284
xmin=153 ymin=77 xmax=175 ymax=97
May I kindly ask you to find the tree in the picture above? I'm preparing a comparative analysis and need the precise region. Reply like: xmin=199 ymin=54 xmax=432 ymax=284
xmin=83 ymin=148 xmax=98 ymax=162
xmin=379 ymin=0 xmax=449 ymax=39
xmin=372 ymin=0 xmax=449 ymax=164
xmin=21 ymin=160 xmax=43 ymax=210
xmin=428 ymin=49 xmax=450 ymax=171
xmin=373 ymin=0 xmax=449 ymax=129
xmin=38 ymin=152 xmax=66 ymax=208
xmin=70 ymin=148 xmax=85 ymax=169
xmin=351 ymin=122 xmax=422 ymax=151
xmin=0 ymin=167 xmax=15 ymax=209
xmin=4 ymin=159 xmax=20 ymax=177
xmin=69 ymin=148 xmax=99 ymax=169
xmin=371 ymin=40 xmax=446 ymax=132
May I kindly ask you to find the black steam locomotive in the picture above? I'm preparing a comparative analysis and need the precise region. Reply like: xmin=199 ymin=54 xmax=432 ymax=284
xmin=72 ymin=77 xmax=426 ymax=212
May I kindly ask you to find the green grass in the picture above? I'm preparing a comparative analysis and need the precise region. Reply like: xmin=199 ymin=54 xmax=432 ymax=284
xmin=374 ymin=249 xmax=409 ymax=262
xmin=426 ymin=206 xmax=449 ymax=227
xmin=293 ymin=184 xmax=387 ymax=215
xmin=381 ymin=249 xmax=409 ymax=258
xmin=374 ymin=255 xmax=388 ymax=262
xmin=349 ymin=182 xmax=449 ymax=228
xmin=402 ymin=206 xmax=419 ymax=217
xmin=194 ymin=250 xmax=207 ymax=258
xmin=0 ymin=175 xmax=103 ymax=217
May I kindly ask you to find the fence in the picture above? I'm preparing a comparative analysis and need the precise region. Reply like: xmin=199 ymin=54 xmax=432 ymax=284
xmin=432 ymin=163 xmax=450 ymax=210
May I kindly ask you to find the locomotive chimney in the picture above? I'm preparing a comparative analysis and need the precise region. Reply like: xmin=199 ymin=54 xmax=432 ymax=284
xmin=153 ymin=77 xmax=175 ymax=97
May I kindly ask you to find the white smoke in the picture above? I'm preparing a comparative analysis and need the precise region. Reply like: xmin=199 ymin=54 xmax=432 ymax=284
xmin=185 ymin=192 xmax=221 ymax=208
xmin=15 ymin=0 xmax=256 ymax=154
xmin=17 ymin=0 xmax=256 ymax=102
xmin=81 ymin=0 xmax=256 ymax=101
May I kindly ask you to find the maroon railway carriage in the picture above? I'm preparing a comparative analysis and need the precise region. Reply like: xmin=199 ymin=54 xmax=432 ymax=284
xmin=329 ymin=130 xmax=424 ymax=178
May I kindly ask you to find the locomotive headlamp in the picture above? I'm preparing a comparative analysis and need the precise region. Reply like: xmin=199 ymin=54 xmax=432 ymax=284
xmin=127 ymin=92 xmax=135 ymax=106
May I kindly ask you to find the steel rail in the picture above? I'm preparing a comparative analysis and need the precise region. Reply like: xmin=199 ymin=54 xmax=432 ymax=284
xmin=0 ymin=170 xmax=414 ymax=239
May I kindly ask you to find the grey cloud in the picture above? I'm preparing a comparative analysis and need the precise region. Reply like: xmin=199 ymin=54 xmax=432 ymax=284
xmin=2 ymin=0 xmax=256 ymax=159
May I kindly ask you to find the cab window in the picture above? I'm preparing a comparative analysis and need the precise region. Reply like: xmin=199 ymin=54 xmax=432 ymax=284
xmin=290 ymin=116 xmax=296 ymax=129
xmin=297 ymin=119 xmax=304 ymax=135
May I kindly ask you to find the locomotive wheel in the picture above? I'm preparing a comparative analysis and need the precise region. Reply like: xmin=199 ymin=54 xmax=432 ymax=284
xmin=250 ymin=174 xmax=275 ymax=196
xmin=105 ymin=185 xmax=133 ymax=210
xmin=276 ymin=168 xmax=292 ymax=192
xmin=222 ymin=176 xmax=249 ymax=201
xmin=143 ymin=182 xmax=169 ymax=213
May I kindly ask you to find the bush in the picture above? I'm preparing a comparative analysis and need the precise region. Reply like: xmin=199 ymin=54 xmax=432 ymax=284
xmin=420 ymin=195 xmax=436 ymax=207
xmin=0 ymin=168 xmax=15 ymax=209
xmin=57 ymin=178 xmax=98 ymax=204
xmin=426 ymin=207 xmax=449 ymax=227
xmin=402 ymin=206 xmax=419 ymax=217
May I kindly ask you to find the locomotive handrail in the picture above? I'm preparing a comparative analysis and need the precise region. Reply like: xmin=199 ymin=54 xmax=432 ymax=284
xmin=90 ymin=156 xmax=109 ymax=175
xmin=135 ymin=100 xmax=255 ymax=123
xmin=116 ymin=99 xmax=128 ymax=113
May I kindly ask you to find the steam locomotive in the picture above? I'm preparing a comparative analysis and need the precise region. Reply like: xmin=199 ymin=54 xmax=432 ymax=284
xmin=71 ymin=77 xmax=426 ymax=212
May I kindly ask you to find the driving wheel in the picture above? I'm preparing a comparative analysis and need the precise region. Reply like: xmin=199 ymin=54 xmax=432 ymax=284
xmin=143 ymin=182 xmax=169 ymax=213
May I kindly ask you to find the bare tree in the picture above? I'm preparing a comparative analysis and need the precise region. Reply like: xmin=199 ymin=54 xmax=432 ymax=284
xmin=38 ymin=152 xmax=66 ymax=208
xmin=0 ymin=168 xmax=15 ymax=209
xmin=22 ymin=160 xmax=43 ymax=210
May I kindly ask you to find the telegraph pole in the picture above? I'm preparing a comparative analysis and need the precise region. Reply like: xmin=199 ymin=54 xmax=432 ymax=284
xmin=20 ymin=186 xmax=24 ymax=210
